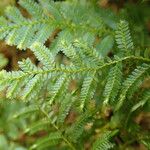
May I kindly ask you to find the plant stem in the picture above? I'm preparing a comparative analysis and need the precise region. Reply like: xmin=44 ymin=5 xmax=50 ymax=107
xmin=40 ymin=108 xmax=76 ymax=150
xmin=3 ymin=56 xmax=149 ymax=81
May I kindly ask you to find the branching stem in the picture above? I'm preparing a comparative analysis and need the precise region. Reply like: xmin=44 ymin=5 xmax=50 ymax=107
xmin=3 ymin=56 xmax=149 ymax=80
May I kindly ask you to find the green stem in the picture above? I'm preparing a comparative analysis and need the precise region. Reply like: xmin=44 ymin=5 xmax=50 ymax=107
xmin=40 ymin=108 xmax=76 ymax=150
xmin=2 ymin=56 xmax=150 ymax=80
xmin=0 ymin=17 xmax=108 ymax=35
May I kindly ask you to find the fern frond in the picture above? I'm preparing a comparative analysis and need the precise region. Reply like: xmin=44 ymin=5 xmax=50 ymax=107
xmin=0 ymin=17 xmax=7 ymax=26
xmin=30 ymin=42 xmax=54 ymax=68
xmin=6 ymin=59 xmax=38 ymax=99
xmin=0 ymin=17 xmax=9 ymax=39
xmin=73 ymin=40 xmax=104 ymax=66
xmin=80 ymin=71 xmax=97 ymax=110
xmin=49 ymin=74 xmax=68 ymax=105
xmin=96 ymin=35 xmax=114 ymax=57
xmin=13 ymin=105 xmax=39 ymax=119
xmin=5 ymin=6 xmax=26 ymax=23
xmin=6 ymin=79 xmax=26 ymax=98
xmin=130 ymin=90 xmax=150 ymax=113
xmin=0 ymin=70 xmax=27 ymax=92
xmin=0 ymin=68 xmax=46 ymax=101
xmin=21 ymin=74 xmax=44 ymax=101
xmin=0 ymin=0 xmax=109 ymax=50
xmin=0 ymin=1 xmax=150 ymax=150
xmin=141 ymin=139 xmax=150 ymax=150
xmin=92 ymin=131 xmax=116 ymax=150
xmin=67 ymin=111 xmax=91 ymax=143
xmin=33 ymin=24 xmax=55 ymax=44
xmin=116 ymin=63 xmax=150 ymax=110
xmin=0 ymin=53 xmax=8 ymax=69
xmin=39 ymin=0 xmax=62 ymax=20
xmin=115 ymin=20 xmax=134 ymax=54
xmin=19 ymin=0 xmax=44 ymax=19
xmin=0 ymin=3 xmax=53 ymax=49
xmin=103 ymin=63 xmax=122 ymax=105
xmin=30 ymin=132 xmax=61 ymax=150
xmin=50 ymin=30 xmax=74 ymax=56
xmin=18 ymin=58 xmax=37 ymax=72
xmin=25 ymin=119 xmax=50 ymax=135
xmin=17 ymin=26 xmax=34 ymax=49
xmin=57 ymin=93 xmax=75 ymax=124
xmin=60 ymin=40 xmax=83 ymax=66
xmin=0 ymin=54 xmax=149 ymax=102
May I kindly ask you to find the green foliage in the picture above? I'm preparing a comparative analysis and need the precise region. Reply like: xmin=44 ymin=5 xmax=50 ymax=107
xmin=0 ymin=0 xmax=150 ymax=150
xmin=30 ymin=132 xmax=61 ymax=150
xmin=116 ymin=63 xmax=150 ymax=110
xmin=96 ymin=35 xmax=114 ymax=57
xmin=0 ymin=53 xmax=8 ymax=69
xmin=130 ymin=90 xmax=150 ymax=113
xmin=115 ymin=20 xmax=134 ymax=55
xmin=103 ymin=63 xmax=122 ymax=105
xmin=92 ymin=131 xmax=117 ymax=150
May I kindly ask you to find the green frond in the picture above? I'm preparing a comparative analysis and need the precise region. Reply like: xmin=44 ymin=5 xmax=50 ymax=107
xmin=0 ymin=17 xmax=8 ymax=39
xmin=30 ymin=42 xmax=54 ymax=68
xmin=80 ymin=71 xmax=97 ymax=110
xmin=0 ymin=69 xmax=44 ymax=100
xmin=30 ymin=132 xmax=61 ymax=150
xmin=67 ymin=111 xmax=91 ymax=143
xmin=0 ymin=17 xmax=7 ymax=26
xmin=103 ymin=63 xmax=122 ymax=105
xmin=116 ymin=63 xmax=150 ymax=110
xmin=49 ymin=74 xmax=68 ymax=105
xmin=50 ymin=30 xmax=74 ymax=55
xmin=0 ymin=53 xmax=8 ymax=69
xmin=39 ymin=0 xmax=62 ymax=20
xmin=115 ymin=20 xmax=134 ymax=54
xmin=141 ymin=139 xmax=150 ymax=150
xmin=0 ymin=2 xmax=54 ymax=49
xmin=0 ymin=0 xmax=111 ymax=50
xmin=17 ymin=26 xmax=35 ymax=49
xmin=19 ymin=0 xmax=44 ymax=19
xmin=33 ymin=23 xmax=55 ymax=44
xmin=130 ymin=90 xmax=150 ymax=113
xmin=57 ymin=93 xmax=75 ymax=124
xmin=13 ymin=105 xmax=39 ymax=119
xmin=21 ymin=74 xmax=43 ymax=101
xmin=0 ymin=1 xmax=150 ymax=149
xmin=5 ymin=6 xmax=26 ymax=23
xmin=73 ymin=40 xmax=104 ymax=66
xmin=92 ymin=131 xmax=116 ymax=150
xmin=0 ymin=70 xmax=26 ymax=85
xmin=0 ymin=54 xmax=149 ymax=102
xmin=5 ymin=59 xmax=39 ymax=99
xmin=60 ymin=40 xmax=83 ymax=66
xmin=25 ymin=119 xmax=50 ymax=135
xmin=18 ymin=58 xmax=37 ymax=72
xmin=96 ymin=35 xmax=114 ymax=57
xmin=39 ymin=108 xmax=58 ymax=124
xmin=6 ymin=79 xmax=25 ymax=98
xmin=144 ymin=48 xmax=150 ymax=58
